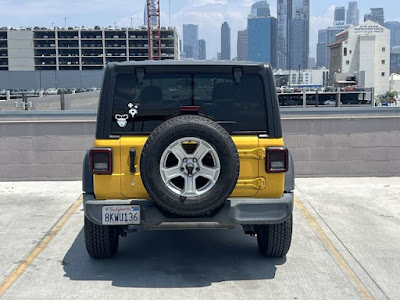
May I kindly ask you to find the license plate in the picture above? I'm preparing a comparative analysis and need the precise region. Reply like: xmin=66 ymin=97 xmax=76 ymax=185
xmin=102 ymin=205 xmax=141 ymax=225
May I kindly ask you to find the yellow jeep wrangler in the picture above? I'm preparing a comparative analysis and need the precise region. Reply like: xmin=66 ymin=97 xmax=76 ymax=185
xmin=83 ymin=61 xmax=294 ymax=259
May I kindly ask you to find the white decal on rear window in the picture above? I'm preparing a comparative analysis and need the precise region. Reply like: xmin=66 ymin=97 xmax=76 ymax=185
xmin=115 ymin=114 xmax=129 ymax=128
xmin=128 ymin=103 xmax=139 ymax=118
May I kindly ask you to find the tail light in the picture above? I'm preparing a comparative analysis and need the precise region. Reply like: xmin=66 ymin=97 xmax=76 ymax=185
xmin=266 ymin=147 xmax=289 ymax=173
xmin=90 ymin=148 xmax=113 ymax=174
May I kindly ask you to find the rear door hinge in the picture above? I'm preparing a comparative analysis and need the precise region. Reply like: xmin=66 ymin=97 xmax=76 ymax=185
xmin=237 ymin=148 xmax=265 ymax=160
xmin=236 ymin=178 xmax=266 ymax=190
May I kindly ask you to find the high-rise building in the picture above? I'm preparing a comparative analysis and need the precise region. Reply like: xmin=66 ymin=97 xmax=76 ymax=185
xmin=364 ymin=14 xmax=371 ymax=22
xmin=289 ymin=0 xmax=310 ymax=69
xmin=346 ymin=2 xmax=359 ymax=26
xmin=316 ymin=29 xmax=327 ymax=67
xmin=183 ymin=24 xmax=199 ymax=59
xmin=221 ymin=22 xmax=231 ymax=60
xmin=250 ymin=1 xmax=270 ymax=17
xmin=370 ymin=8 xmax=385 ymax=26
xmin=199 ymin=39 xmax=206 ymax=60
xmin=334 ymin=7 xmax=346 ymax=24
xmin=289 ymin=18 xmax=307 ymax=69
xmin=308 ymin=57 xmax=316 ymax=69
xmin=277 ymin=0 xmax=310 ymax=70
xmin=387 ymin=22 xmax=400 ymax=74
xmin=237 ymin=29 xmax=248 ymax=61
xmin=390 ymin=47 xmax=400 ymax=73
xmin=385 ymin=21 xmax=400 ymax=49
xmin=277 ymin=0 xmax=291 ymax=69
xmin=248 ymin=15 xmax=277 ymax=66
xmin=248 ymin=1 xmax=275 ymax=65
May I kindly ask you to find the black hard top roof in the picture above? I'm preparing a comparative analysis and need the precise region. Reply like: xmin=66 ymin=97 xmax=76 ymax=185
xmin=108 ymin=60 xmax=271 ymax=69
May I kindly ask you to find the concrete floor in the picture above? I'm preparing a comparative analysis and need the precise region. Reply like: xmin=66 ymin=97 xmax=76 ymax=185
xmin=0 ymin=178 xmax=399 ymax=300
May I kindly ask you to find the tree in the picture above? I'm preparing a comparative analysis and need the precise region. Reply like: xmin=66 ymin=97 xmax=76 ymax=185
xmin=386 ymin=91 xmax=398 ymax=104
xmin=376 ymin=91 xmax=398 ymax=106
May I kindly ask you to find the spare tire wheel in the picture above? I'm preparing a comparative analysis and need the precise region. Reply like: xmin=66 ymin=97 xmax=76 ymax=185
xmin=140 ymin=115 xmax=240 ymax=216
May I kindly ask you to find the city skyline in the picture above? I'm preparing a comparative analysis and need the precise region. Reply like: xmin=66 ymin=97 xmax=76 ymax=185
xmin=0 ymin=0 xmax=398 ymax=60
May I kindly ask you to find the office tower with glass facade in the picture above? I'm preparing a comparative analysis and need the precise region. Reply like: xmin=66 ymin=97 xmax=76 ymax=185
xmin=250 ymin=1 xmax=270 ymax=17
xmin=198 ymin=39 xmax=206 ymax=60
xmin=346 ymin=2 xmax=359 ymax=26
xmin=368 ymin=8 xmax=385 ymax=26
xmin=289 ymin=18 xmax=307 ymax=70
xmin=221 ymin=22 xmax=231 ymax=60
xmin=277 ymin=0 xmax=291 ymax=69
xmin=183 ymin=24 xmax=199 ymax=59
xmin=237 ymin=29 xmax=248 ymax=61
xmin=334 ymin=7 xmax=346 ymax=23
xmin=289 ymin=0 xmax=310 ymax=69
xmin=386 ymin=21 xmax=400 ymax=49
xmin=316 ymin=29 xmax=327 ymax=67
xmin=248 ymin=15 xmax=276 ymax=67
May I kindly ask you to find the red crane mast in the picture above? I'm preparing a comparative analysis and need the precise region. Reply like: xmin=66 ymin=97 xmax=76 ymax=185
xmin=146 ymin=0 xmax=161 ymax=60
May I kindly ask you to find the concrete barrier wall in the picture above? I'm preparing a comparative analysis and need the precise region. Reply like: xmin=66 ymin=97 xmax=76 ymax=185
xmin=282 ymin=115 xmax=400 ymax=176
xmin=0 ymin=108 xmax=399 ymax=181
xmin=0 ymin=114 xmax=96 ymax=181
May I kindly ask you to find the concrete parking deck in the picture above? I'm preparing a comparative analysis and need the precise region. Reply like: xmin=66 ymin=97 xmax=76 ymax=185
xmin=0 ymin=178 xmax=399 ymax=299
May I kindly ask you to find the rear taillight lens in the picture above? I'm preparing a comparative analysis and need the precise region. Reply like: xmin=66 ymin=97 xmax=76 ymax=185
xmin=90 ymin=148 xmax=112 ymax=174
xmin=266 ymin=147 xmax=289 ymax=173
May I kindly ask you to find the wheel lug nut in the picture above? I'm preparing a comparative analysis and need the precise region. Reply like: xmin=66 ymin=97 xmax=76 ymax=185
xmin=180 ymin=168 xmax=184 ymax=171
xmin=183 ymin=158 xmax=187 ymax=162
xmin=193 ymin=158 xmax=197 ymax=162
xmin=196 ymin=167 xmax=200 ymax=171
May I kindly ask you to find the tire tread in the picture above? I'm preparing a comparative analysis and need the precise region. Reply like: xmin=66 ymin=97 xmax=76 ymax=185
xmin=257 ymin=215 xmax=293 ymax=257
xmin=84 ymin=217 xmax=119 ymax=259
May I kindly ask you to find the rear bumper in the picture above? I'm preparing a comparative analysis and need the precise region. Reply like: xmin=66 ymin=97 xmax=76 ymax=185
xmin=83 ymin=193 xmax=294 ymax=227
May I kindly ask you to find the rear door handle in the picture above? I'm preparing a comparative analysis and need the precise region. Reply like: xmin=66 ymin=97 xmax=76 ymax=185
xmin=129 ymin=149 xmax=136 ymax=173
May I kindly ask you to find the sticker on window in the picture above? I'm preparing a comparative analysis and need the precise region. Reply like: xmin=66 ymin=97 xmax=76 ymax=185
xmin=115 ymin=114 xmax=129 ymax=128
xmin=128 ymin=103 xmax=139 ymax=118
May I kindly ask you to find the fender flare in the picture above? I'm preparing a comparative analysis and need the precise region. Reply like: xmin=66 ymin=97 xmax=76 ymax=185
xmin=284 ymin=152 xmax=295 ymax=192
xmin=82 ymin=151 xmax=94 ymax=194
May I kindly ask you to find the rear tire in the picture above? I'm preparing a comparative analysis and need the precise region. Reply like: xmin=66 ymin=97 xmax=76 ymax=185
xmin=84 ymin=216 xmax=119 ymax=259
xmin=256 ymin=215 xmax=293 ymax=257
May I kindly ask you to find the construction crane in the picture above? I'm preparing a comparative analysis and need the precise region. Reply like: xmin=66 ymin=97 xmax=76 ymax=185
xmin=146 ymin=0 xmax=161 ymax=60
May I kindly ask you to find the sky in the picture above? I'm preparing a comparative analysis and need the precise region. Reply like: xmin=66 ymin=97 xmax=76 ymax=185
xmin=0 ymin=0 xmax=398 ymax=59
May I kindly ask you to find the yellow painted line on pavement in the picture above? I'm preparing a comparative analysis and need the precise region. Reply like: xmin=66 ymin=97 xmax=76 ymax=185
xmin=294 ymin=196 xmax=373 ymax=300
xmin=0 ymin=195 xmax=83 ymax=297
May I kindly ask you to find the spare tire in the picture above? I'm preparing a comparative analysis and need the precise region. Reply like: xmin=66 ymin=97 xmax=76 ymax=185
xmin=140 ymin=115 xmax=240 ymax=216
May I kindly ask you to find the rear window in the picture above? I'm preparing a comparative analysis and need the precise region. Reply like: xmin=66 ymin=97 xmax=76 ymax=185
xmin=111 ymin=73 xmax=267 ymax=134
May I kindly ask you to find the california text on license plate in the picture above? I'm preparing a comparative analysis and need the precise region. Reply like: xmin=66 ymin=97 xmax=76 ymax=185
xmin=102 ymin=205 xmax=141 ymax=225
